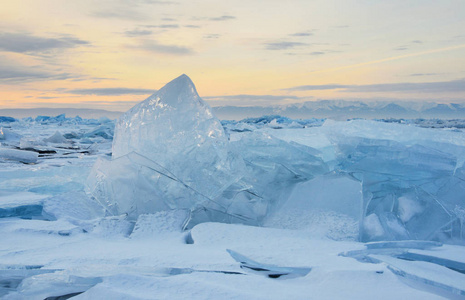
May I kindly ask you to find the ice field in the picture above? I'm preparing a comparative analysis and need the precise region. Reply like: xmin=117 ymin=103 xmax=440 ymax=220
xmin=1 ymin=75 xmax=465 ymax=299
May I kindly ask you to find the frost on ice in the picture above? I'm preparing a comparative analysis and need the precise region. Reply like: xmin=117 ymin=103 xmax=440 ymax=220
xmin=88 ymin=75 xmax=325 ymax=225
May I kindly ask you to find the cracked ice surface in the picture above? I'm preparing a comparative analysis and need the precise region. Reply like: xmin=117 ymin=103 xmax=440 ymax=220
xmin=88 ymin=75 xmax=264 ymax=224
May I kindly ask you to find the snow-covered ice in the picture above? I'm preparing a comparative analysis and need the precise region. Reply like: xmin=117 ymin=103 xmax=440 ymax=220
xmin=1 ymin=75 xmax=465 ymax=299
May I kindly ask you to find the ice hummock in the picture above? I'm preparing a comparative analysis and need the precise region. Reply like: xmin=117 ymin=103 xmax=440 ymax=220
xmin=88 ymin=75 xmax=328 ymax=225
xmin=88 ymin=75 xmax=253 ymax=222
xmin=111 ymin=74 xmax=245 ymax=200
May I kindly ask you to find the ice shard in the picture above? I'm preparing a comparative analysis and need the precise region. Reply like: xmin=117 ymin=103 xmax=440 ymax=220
xmin=112 ymin=74 xmax=244 ymax=200
xmin=88 ymin=75 xmax=251 ymax=221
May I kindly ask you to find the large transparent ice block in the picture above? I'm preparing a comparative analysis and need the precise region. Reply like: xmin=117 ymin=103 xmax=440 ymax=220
xmin=112 ymin=74 xmax=244 ymax=200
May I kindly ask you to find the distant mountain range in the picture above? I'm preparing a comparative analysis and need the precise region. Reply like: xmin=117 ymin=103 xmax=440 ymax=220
xmin=1 ymin=101 xmax=464 ymax=120
xmin=212 ymin=101 xmax=465 ymax=120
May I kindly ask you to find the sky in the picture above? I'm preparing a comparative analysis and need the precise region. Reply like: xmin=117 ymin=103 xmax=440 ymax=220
xmin=1 ymin=0 xmax=465 ymax=111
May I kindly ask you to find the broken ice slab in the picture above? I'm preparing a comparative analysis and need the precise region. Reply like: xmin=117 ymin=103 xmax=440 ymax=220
xmin=371 ymin=254 xmax=465 ymax=297
xmin=0 ymin=149 xmax=38 ymax=164
xmin=83 ymin=124 xmax=114 ymax=140
xmin=227 ymin=249 xmax=311 ymax=279
xmin=0 ymin=218 xmax=83 ymax=236
xmin=339 ymin=240 xmax=443 ymax=264
xmin=0 ymin=265 xmax=59 ymax=298
xmin=19 ymin=138 xmax=48 ymax=151
xmin=333 ymin=136 xmax=464 ymax=243
xmin=0 ymin=191 xmax=48 ymax=219
xmin=230 ymin=131 xmax=328 ymax=218
xmin=3 ymin=272 xmax=103 ymax=300
xmin=0 ymin=128 xmax=21 ymax=141
xmin=43 ymin=131 xmax=69 ymax=144
xmin=0 ymin=116 xmax=16 ymax=123
xmin=365 ymin=240 xmax=443 ymax=250
xmin=395 ymin=252 xmax=465 ymax=274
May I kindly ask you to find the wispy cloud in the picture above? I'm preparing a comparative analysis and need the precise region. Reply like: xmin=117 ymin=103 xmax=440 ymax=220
xmin=284 ymin=79 xmax=465 ymax=93
xmin=92 ymin=0 xmax=177 ymax=20
xmin=265 ymin=42 xmax=307 ymax=50
xmin=92 ymin=10 xmax=146 ymax=20
xmin=124 ymin=29 xmax=153 ymax=37
xmin=204 ymin=94 xmax=302 ymax=105
xmin=289 ymin=32 xmax=314 ymax=37
xmin=409 ymin=73 xmax=440 ymax=77
xmin=131 ymin=40 xmax=194 ymax=55
xmin=283 ymin=84 xmax=346 ymax=91
xmin=0 ymin=32 xmax=89 ymax=54
xmin=305 ymin=44 xmax=465 ymax=74
xmin=204 ymin=34 xmax=220 ymax=39
xmin=145 ymin=24 xmax=180 ymax=29
xmin=0 ymin=57 xmax=79 ymax=83
xmin=209 ymin=15 xmax=236 ymax=21
xmin=65 ymin=88 xmax=156 ymax=96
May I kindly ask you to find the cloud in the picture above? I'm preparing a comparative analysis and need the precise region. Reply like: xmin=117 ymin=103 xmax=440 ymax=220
xmin=265 ymin=42 xmax=307 ymax=50
xmin=209 ymin=15 xmax=236 ymax=21
xmin=144 ymin=24 xmax=179 ymax=29
xmin=184 ymin=25 xmax=201 ymax=28
xmin=310 ymin=51 xmax=325 ymax=55
xmin=0 ymin=32 xmax=89 ymax=54
xmin=0 ymin=58 xmax=78 ymax=83
xmin=132 ymin=40 xmax=194 ymax=55
xmin=92 ymin=0 xmax=177 ymax=20
xmin=204 ymin=34 xmax=220 ymax=39
xmin=409 ymin=73 xmax=440 ymax=77
xmin=124 ymin=29 xmax=153 ymax=37
xmin=204 ymin=94 xmax=302 ymax=106
xmin=92 ymin=10 xmax=145 ymax=20
xmin=284 ymin=79 xmax=465 ymax=93
xmin=65 ymin=88 xmax=156 ymax=96
xmin=284 ymin=84 xmax=347 ymax=91
xmin=394 ymin=47 xmax=408 ymax=51
xmin=290 ymin=32 xmax=314 ymax=37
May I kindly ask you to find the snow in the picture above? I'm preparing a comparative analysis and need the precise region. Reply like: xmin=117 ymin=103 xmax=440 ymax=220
xmin=0 ymin=76 xmax=464 ymax=298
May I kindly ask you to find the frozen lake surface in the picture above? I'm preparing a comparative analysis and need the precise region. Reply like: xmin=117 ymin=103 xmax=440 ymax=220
xmin=1 ymin=73 xmax=465 ymax=300
xmin=1 ymin=113 xmax=464 ymax=299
